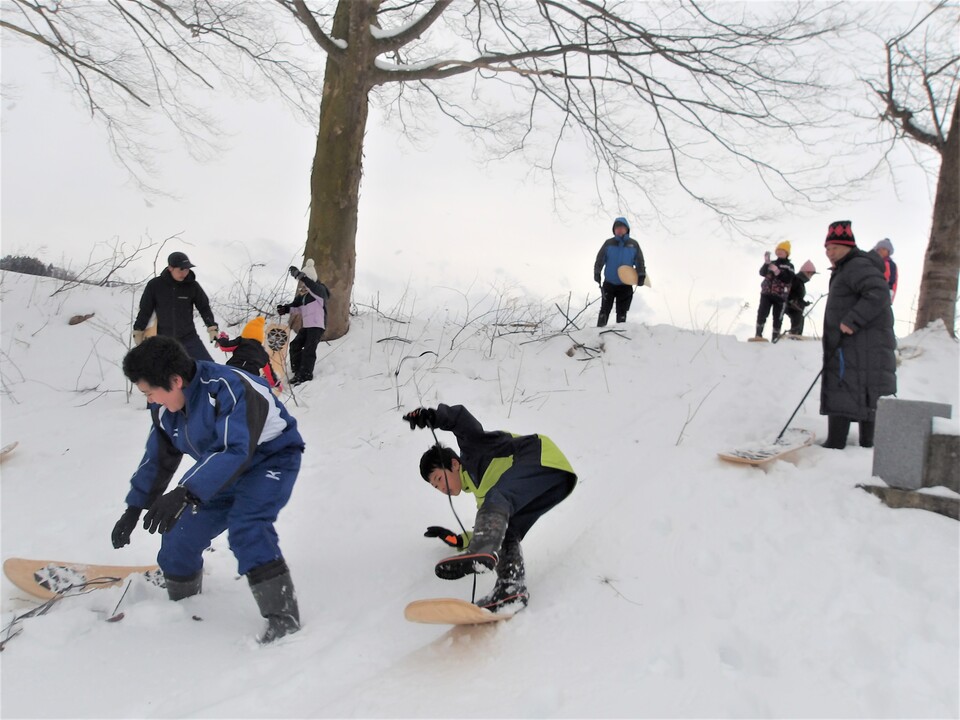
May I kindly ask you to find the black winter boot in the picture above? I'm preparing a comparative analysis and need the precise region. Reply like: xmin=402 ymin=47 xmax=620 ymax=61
xmin=597 ymin=312 xmax=609 ymax=328
xmin=165 ymin=571 xmax=202 ymax=601
xmin=435 ymin=506 xmax=509 ymax=580
xmin=859 ymin=420 xmax=876 ymax=448
xmin=476 ymin=537 xmax=528 ymax=613
xmin=821 ymin=416 xmax=851 ymax=450
xmin=248 ymin=559 xmax=300 ymax=644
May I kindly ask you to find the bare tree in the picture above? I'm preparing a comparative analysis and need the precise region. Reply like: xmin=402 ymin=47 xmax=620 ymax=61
xmin=866 ymin=1 xmax=959 ymax=336
xmin=3 ymin=0 xmax=855 ymax=339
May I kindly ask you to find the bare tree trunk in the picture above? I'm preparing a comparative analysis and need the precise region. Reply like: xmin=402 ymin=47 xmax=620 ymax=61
xmin=915 ymin=96 xmax=960 ymax=338
xmin=304 ymin=1 xmax=377 ymax=340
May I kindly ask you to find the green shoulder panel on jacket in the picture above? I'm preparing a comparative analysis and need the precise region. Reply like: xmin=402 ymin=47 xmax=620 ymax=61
xmin=459 ymin=433 xmax=576 ymax=512
xmin=539 ymin=434 xmax=576 ymax=477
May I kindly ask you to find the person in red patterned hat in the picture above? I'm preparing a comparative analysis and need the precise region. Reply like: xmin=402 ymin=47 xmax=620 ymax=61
xmin=819 ymin=221 xmax=897 ymax=450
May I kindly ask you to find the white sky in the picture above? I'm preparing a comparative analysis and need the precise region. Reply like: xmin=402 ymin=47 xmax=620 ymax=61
xmin=0 ymin=27 xmax=939 ymax=339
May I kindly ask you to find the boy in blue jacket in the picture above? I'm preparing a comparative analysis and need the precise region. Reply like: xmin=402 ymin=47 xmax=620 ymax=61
xmin=111 ymin=336 xmax=305 ymax=643
xmin=403 ymin=404 xmax=577 ymax=612
xmin=593 ymin=217 xmax=646 ymax=327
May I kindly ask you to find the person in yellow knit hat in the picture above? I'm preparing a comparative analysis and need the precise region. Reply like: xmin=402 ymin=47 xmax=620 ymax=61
xmin=215 ymin=317 xmax=283 ymax=391
xmin=753 ymin=240 xmax=795 ymax=342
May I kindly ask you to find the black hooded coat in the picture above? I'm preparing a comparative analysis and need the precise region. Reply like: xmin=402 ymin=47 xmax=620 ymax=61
xmin=820 ymin=248 xmax=897 ymax=421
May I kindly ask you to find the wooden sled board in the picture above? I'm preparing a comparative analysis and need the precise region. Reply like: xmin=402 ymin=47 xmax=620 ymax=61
xmin=617 ymin=265 xmax=639 ymax=285
xmin=263 ymin=323 xmax=291 ymax=382
xmin=404 ymin=597 xmax=513 ymax=625
xmin=717 ymin=428 xmax=816 ymax=466
xmin=3 ymin=558 xmax=161 ymax=600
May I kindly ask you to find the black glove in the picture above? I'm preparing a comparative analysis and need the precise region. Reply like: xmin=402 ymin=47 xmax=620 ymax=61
xmin=288 ymin=266 xmax=303 ymax=280
xmin=424 ymin=526 xmax=463 ymax=549
xmin=142 ymin=486 xmax=197 ymax=535
xmin=402 ymin=407 xmax=437 ymax=430
xmin=276 ymin=303 xmax=290 ymax=316
xmin=111 ymin=506 xmax=142 ymax=549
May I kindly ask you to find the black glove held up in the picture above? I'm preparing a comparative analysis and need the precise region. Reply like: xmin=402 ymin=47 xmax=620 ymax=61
xmin=276 ymin=303 xmax=290 ymax=316
xmin=142 ymin=486 xmax=196 ymax=535
xmin=402 ymin=407 xmax=437 ymax=430
xmin=424 ymin=526 xmax=463 ymax=549
xmin=111 ymin=506 xmax=142 ymax=549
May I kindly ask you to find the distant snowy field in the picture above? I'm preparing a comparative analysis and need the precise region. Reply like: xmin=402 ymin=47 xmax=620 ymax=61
xmin=1 ymin=270 xmax=957 ymax=718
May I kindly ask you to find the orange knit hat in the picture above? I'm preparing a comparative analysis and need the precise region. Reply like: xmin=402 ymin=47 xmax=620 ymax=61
xmin=241 ymin=316 xmax=266 ymax=343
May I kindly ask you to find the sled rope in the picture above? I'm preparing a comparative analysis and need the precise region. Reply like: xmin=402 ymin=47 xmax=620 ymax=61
xmin=428 ymin=423 xmax=478 ymax=603
xmin=776 ymin=342 xmax=841 ymax=440
xmin=0 ymin=577 xmax=122 ymax=650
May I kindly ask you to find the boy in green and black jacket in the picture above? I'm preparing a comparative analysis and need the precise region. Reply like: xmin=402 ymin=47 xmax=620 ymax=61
xmin=403 ymin=403 xmax=577 ymax=612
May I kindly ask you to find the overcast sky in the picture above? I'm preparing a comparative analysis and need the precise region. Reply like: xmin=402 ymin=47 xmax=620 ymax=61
xmin=0 ymin=13 xmax=940 ymax=339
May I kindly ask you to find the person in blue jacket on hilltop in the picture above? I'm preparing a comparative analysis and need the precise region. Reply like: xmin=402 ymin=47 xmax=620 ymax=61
xmin=593 ymin=217 xmax=646 ymax=327
xmin=403 ymin=404 xmax=577 ymax=613
xmin=111 ymin=336 xmax=305 ymax=643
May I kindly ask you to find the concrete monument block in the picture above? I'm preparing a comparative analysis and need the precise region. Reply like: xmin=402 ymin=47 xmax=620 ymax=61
xmin=924 ymin=433 xmax=960 ymax=492
xmin=872 ymin=398 xmax=952 ymax=490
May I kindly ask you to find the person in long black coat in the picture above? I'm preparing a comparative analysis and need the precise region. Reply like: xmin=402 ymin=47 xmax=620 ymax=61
xmin=819 ymin=220 xmax=897 ymax=449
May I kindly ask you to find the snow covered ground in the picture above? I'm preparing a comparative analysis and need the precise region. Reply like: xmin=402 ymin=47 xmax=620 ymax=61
xmin=1 ymin=269 xmax=957 ymax=718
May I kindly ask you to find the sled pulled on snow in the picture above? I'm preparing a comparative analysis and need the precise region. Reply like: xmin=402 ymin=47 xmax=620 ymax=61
xmin=717 ymin=428 xmax=815 ymax=466
xmin=3 ymin=558 xmax=162 ymax=600
xmin=404 ymin=597 xmax=518 ymax=625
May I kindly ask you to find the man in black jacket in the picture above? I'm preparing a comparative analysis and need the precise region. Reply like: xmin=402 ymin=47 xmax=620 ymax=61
xmin=820 ymin=221 xmax=897 ymax=449
xmin=133 ymin=252 xmax=218 ymax=361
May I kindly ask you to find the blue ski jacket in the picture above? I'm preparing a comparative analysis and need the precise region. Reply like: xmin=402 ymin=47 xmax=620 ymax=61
xmin=126 ymin=361 xmax=305 ymax=508
xmin=594 ymin=217 xmax=645 ymax=285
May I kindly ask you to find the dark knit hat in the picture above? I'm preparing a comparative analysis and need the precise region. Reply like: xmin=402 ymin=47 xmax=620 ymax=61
xmin=824 ymin=220 xmax=856 ymax=247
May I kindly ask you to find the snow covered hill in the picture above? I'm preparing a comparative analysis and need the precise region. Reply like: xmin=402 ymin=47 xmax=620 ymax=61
xmin=1 ymin=270 xmax=957 ymax=718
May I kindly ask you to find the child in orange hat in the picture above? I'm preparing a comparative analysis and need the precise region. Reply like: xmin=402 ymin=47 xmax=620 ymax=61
xmin=215 ymin=317 xmax=283 ymax=391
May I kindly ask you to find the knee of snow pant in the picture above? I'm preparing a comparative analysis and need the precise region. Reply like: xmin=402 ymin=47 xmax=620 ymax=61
xmin=484 ymin=467 xmax=576 ymax=543
xmin=297 ymin=328 xmax=324 ymax=376
xmin=599 ymin=284 xmax=616 ymax=315
xmin=614 ymin=285 xmax=633 ymax=316
xmin=226 ymin=451 xmax=301 ymax=576
xmin=157 ymin=502 xmax=230 ymax=578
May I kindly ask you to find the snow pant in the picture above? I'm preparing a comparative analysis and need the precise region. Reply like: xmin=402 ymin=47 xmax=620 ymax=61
xmin=175 ymin=333 xmax=213 ymax=363
xmin=823 ymin=415 xmax=875 ymax=450
xmin=785 ymin=304 xmax=805 ymax=335
xmin=157 ymin=448 xmax=301 ymax=579
xmin=290 ymin=327 xmax=324 ymax=380
xmin=756 ymin=294 xmax=786 ymax=337
xmin=598 ymin=282 xmax=634 ymax=326
xmin=482 ymin=465 xmax=577 ymax=545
